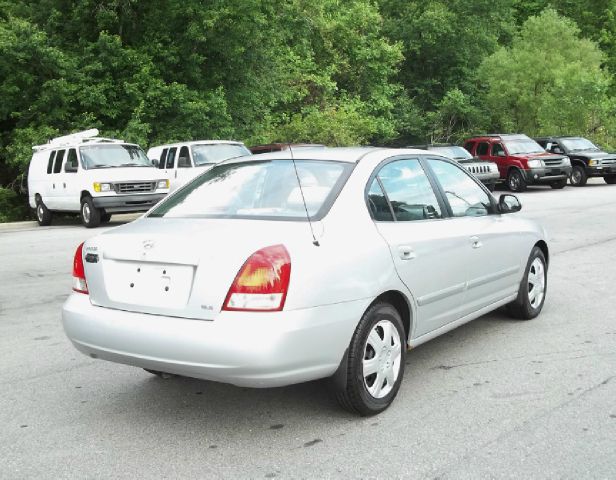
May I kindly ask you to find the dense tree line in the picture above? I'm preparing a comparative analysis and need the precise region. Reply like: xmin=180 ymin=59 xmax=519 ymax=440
xmin=1 ymin=0 xmax=615 ymax=220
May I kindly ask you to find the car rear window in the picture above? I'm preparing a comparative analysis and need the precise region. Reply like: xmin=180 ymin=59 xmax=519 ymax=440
xmin=149 ymin=159 xmax=353 ymax=221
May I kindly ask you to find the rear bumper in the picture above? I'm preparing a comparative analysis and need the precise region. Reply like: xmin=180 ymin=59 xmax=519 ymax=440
xmin=62 ymin=293 xmax=368 ymax=388
xmin=523 ymin=166 xmax=572 ymax=184
xmin=92 ymin=193 xmax=166 ymax=213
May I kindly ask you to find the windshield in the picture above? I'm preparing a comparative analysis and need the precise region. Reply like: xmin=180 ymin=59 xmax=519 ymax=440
xmin=191 ymin=144 xmax=251 ymax=166
xmin=560 ymin=138 xmax=600 ymax=152
xmin=80 ymin=144 xmax=152 ymax=169
xmin=149 ymin=159 xmax=353 ymax=220
xmin=429 ymin=146 xmax=473 ymax=161
xmin=503 ymin=139 xmax=545 ymax=155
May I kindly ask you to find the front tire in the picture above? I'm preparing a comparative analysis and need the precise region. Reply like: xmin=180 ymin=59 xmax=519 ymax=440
xmin=507 ymin=246 xmax=547 ymax=320
xmin=101 ymin=212 xmax=112 ymax=223
xmin=80 ymin=196 xmax=101 ymax=228
xmin=569 ymin=165 xmax=588 ymax=186
xmin=332 ymin=303 xmax=406 ymax=416
xmin=550 ymin=179 xmax=567 ymax=189
xmin=35 ymin=200 xmax=53 ymax=226
xmin=604 ymin=176 xmax=616 ymax=185
xmin=507 ymin=169 xmax=527 ymax=192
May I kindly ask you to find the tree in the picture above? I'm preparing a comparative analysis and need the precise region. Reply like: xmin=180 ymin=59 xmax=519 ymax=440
xmin=480 ymin=8 xmax=615 ymax=140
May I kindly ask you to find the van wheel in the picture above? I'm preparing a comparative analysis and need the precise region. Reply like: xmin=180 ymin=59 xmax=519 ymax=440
xmin=570 ymin=165 xmax=587 ymax=186
xmin=507 ymin=169 xmax=527 ymax=192
xmin=507 ymin=246 xmax=547 ymax=320
xmin=80 ymin=196 xmax=101 ymax=228
xmin=331 ymin=302 xmax=406 ymax=416
xmin=101 ymin=213 xmax=112 ymax=223
xmin=35 ymin=200 xmax=53 ymax=226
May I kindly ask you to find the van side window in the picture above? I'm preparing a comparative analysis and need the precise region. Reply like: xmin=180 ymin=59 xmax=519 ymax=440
xmin=178 ymin=146 xmax=191 ymax=168
xmin=53 ymin=150 xmax=65 ymax=173
xmin=166 ymin=147 xmax=177 ymax=169
xmin=66 ymin=149 xmax=79 ymax=172
xmin=159 ymin=149 xmax=168 ymax=169
xmin=47 ymin=151 xmax=56 ymax=174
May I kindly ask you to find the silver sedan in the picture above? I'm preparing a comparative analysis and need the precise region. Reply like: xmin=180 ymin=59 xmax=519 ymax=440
xmin=62 ymin=147 xmax=549 ymax=415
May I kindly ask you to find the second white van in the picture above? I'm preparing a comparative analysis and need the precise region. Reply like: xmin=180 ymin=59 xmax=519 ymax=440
xmin=147 ymin=140 xmax=251 ymax=191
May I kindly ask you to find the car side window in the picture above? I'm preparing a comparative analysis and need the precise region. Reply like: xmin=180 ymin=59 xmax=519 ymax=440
xmin=166 ymin=147 xmax=177 ymax=169
xmin=53 ymin=149 xmax=65 ymax=174
xmin=373 ymin=159 xmax=442 ymax=222
xmin=367 ymin=179 xmax=394 ymax=221
xmin=476 ymin=142 xmax=489 ymax=156
xmin=65 ymin=149 xmax=79 ymax=172
xmin=463 ymin=141 xmax=475 ymax=154
xmin=178 ymin=146 xmax=191 ymax=168
xmin=47 ymin=151 xmax=56 ymax=174
xmin=428 ymin=159 xmax=491 ymax=217
xmin=492 ymin=143 xmax=505 ymax=157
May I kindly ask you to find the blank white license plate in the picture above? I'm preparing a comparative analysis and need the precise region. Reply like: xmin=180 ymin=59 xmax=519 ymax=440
xmin=104 ymin=260 xmax=195 ymax=309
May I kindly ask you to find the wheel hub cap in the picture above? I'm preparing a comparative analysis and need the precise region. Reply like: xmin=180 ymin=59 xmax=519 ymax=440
xmin=363 ymin=319 xmax=402 ymax=399
xmin=528 ymin=257 xmax=546 ymax=309
xmin=83 ymin=203 xmax=90 ymax=222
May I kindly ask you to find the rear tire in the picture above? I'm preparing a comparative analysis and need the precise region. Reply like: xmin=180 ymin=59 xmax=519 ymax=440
xmin=507 ymin=246 xmax=547 ymax=320
xmin=507 ymin=169 xmax=527 ymax=192
xmin=569 ymin=165 xmax=588 ymax=186
xmin=604 ymin=176 xmax=616 ymax=185
xmin=331 ymin=302 xmax=406 ymax=416
xmin=80 ymin=196 xmax=101 ymax=228
xmin=550 ymin=179 xmax=567 ymax=189
xmin=35 ymin=199 xmax=53 ymax=226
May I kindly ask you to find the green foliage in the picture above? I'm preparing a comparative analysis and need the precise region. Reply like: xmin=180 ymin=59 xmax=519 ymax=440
xmin=480 ymin=9 xmax=614 ymax=137
xmin=0 ymin=187 xmax=30 ymax=222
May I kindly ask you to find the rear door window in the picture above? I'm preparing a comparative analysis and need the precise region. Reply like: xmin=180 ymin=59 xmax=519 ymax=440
xmin=476 ymin=142 xmax=489 ymax=156
xmin=371 ymin=159 xmax=442 ymax=222
xmin=47 ymin=151 xmax=56 ymax=174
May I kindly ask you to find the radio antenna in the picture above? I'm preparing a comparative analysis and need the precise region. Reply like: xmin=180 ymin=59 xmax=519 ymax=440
xmin=289 ymin=144 xmax=320 ymax=247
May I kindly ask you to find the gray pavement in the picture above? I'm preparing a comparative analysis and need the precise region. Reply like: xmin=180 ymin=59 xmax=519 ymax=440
xmin=1 ymin=180 xmax=615 ymax=479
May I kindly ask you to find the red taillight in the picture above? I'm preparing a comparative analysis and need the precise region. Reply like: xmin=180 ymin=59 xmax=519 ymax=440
xmin=72 ymin=242 xmax=88 ymax=294
xmin=223 ymin=245 xmax=291 ymax=312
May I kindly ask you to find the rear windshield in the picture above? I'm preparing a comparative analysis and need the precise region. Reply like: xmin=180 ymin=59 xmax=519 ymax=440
xmin=80 ymin=144 xmax=152 ymax=169
xmin=149 ymin=159 xmax=353 ymax=220
xmin=191 ymin=144 xmax=251 ymax=166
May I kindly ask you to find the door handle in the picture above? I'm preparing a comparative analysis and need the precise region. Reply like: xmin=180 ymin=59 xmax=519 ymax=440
xmin=63 ymin=183 xmax=66 ymax=188
xmin=175 ymin=171 xmax=178 ymax=179
xmin=398 ymin=246 xmax=416 ymax=260
xmin=470 ymin=236 xmax=483 ymax=249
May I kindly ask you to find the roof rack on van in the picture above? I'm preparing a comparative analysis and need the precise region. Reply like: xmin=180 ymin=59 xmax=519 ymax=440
xmin=32 ymin=129 xmax=125 ymax=151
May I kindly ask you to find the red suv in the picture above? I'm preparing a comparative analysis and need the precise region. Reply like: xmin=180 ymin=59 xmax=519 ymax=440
xmin=464 ymin=134 xmax=572 ymax=192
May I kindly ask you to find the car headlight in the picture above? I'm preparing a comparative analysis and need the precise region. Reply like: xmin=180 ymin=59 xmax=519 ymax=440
xmin=93 ymin=182 xmax=112 ymax=192
xmin=527 ymin=159 xmax=542 ymax=168
xmin=589 ymin=159 xmax=601 ymax=166
xmin=562 ymin=156 xmax=571 ymax=166
xmin=489 ymin=163 xmax=499 ymax=173
xmin=157 ymin=179 xmax=170 ymax=189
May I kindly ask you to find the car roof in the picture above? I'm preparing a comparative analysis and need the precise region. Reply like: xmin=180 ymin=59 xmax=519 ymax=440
xmin=148 ymin=140 xmax=246 ymax=150
xmin=467 ymin=134 xmax=530 ymax=141
xmin=223 ymin=146 xmax=436 ymax=165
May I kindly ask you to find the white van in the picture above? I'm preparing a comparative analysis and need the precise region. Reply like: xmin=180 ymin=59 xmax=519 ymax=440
xmin=28 ymin=129 xmax=170 ymax=228
xmin=147 ymin=140 xmax=251 ymax=191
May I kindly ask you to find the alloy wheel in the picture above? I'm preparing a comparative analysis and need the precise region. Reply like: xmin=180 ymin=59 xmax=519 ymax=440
xmin=528 ymin=257 xmax=546 ymax=309
xmin=362 ymin=319 xmax=402 ymax=399
xmin=37 ymin=204 xmax=44 ymax=222
xmin=82 ymin=202 xmax=91 ymax=223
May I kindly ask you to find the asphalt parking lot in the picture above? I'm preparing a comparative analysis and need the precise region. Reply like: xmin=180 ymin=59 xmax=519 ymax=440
xmin=1 ymin=180 xmax=615 ymax=479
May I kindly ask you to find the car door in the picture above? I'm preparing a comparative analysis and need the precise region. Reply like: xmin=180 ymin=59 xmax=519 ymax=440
xmin=47 ymin=149 xmax=65 ymax=209
xmin=490 ymin=142 xmax=508 ymax=179
xmin=173 ymin=145 xmax=193 ymax=190
xmin=62 ymin=148 xmax=81 ymax=211
xmin=368 ymin=157 xmax=473 ymax=337
xmin=425 ymin=158 xmax=523 ymax=311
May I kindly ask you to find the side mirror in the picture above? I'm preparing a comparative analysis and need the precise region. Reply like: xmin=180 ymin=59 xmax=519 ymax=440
xmin=496 ymin=150 xmax=506 ymax=157
xmin=553 ymin=147 xmax=563 ymax=154
xmin=498 ymin=194 xmax=522 ymax=214
xmin=151 ymin=159 xmax=159 ymax=168
xmin=64 ymin=163 xmax=78 ymax=173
